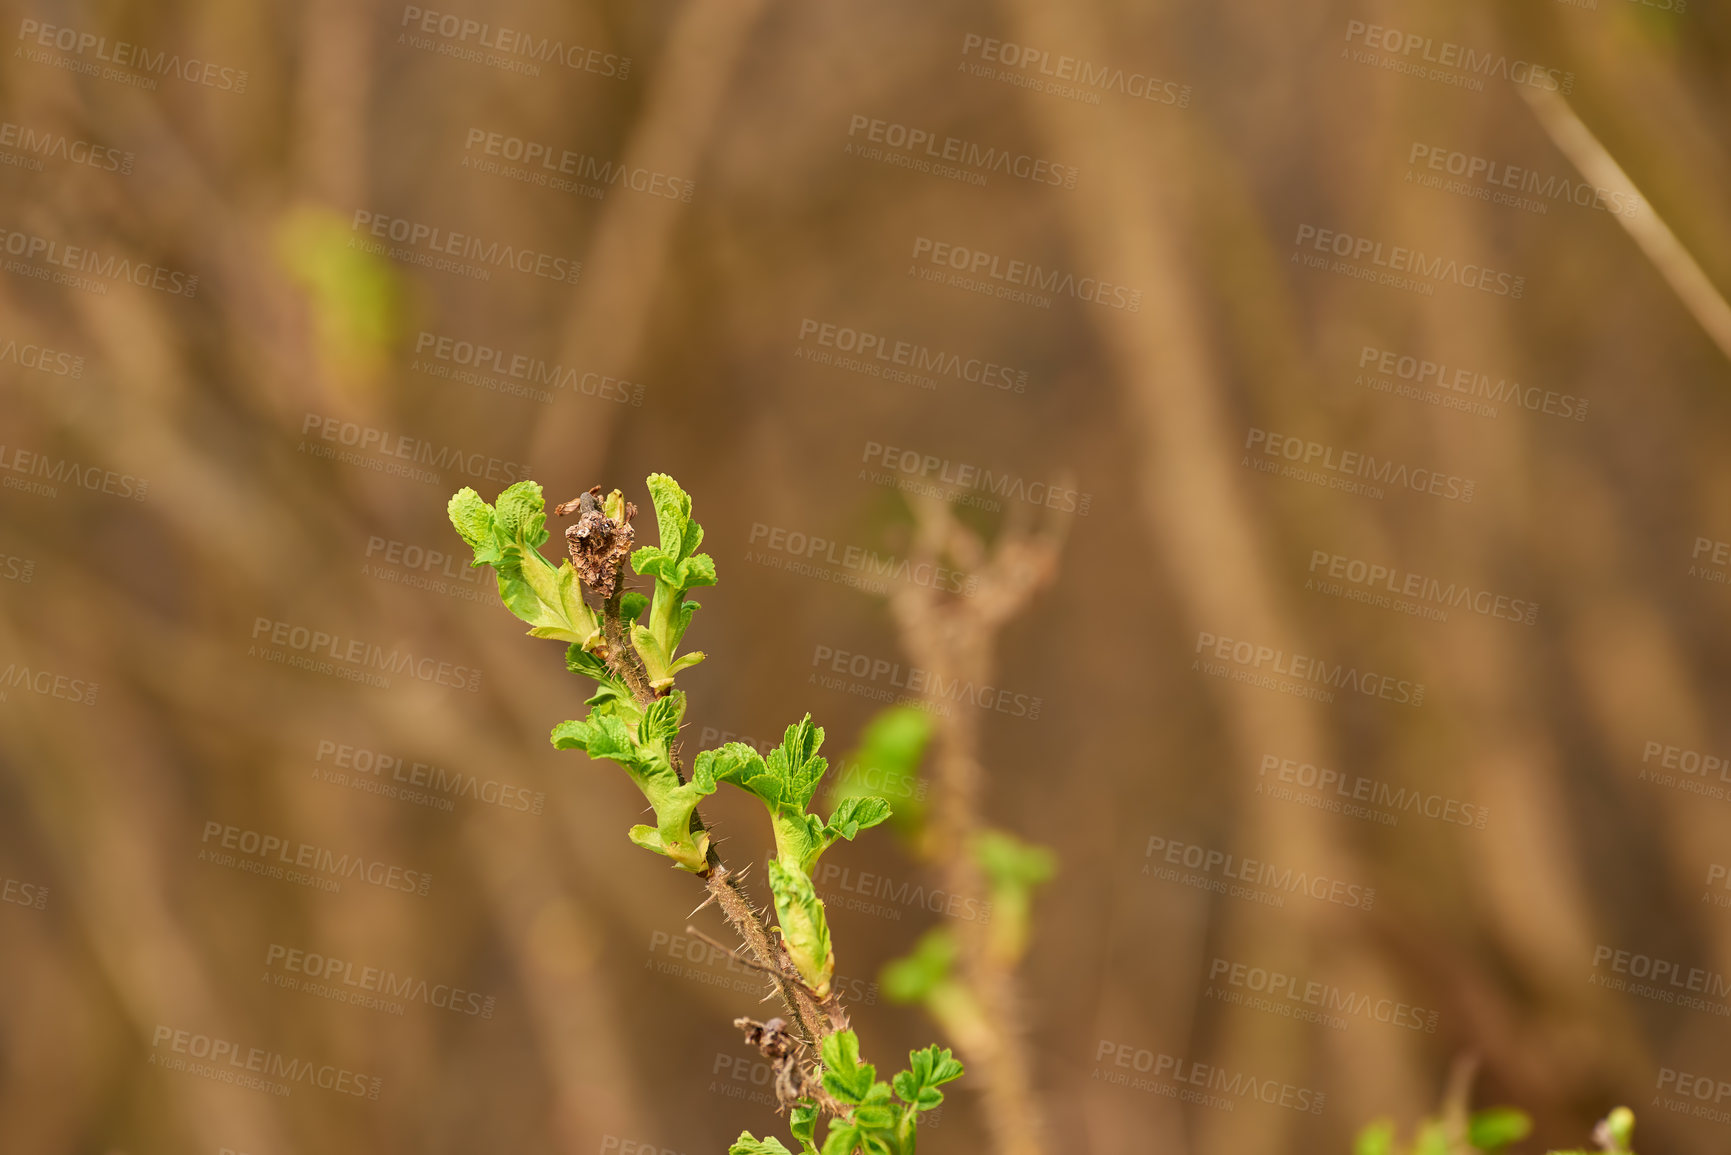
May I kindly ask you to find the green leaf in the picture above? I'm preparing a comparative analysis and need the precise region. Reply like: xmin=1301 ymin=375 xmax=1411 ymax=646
xmin=881 ymin=929 xmax=957 ymax=1004
xmin=494 ymin=480 xmax=549 ymax=547
xmin=700 ymin=742 xmax=771 ymax=792
xmin=626 ymin=824 xmax=665 ymax=855
xmin=667 ymin=648 xmax=708 ymax=677
xmin=645 ymin=472 xmax=695 ymax=561
xmin=850 ymin=1083 xmax=898 ymax=1130
xmin=1467 ymin=1107 xmax=1532 ymax=1150
xmin=819 ymin=1126 xmax=863 ymax=1155
xmin=768 ymin=715 xmax=828 ymax=812
xmin=790 ymin=1103 xmax=818 ymax=1155
xmin=447 ymin=488 xmax=496 ymax=553
xmin=1352 ymin=1121 xmax=1395 ymax=1155
xmin=770 ymin=860 xmax=833 ymax=997
xmin=681 ymin=550 xmax=718 ymax=588
xmin=730 ymin=1134 xmax=794 ymax=1155
xmin=565 ymin=645 xmax=611 ymax=680
xmin=856 ymin=706 xmax=932 ymax=778
xmin=820 ymin=1030 xmax=876 ymax=1104
xmin=892 ymin=1045 xmax=964 ymax=1112
xmin=639 ymin=691 xmax=685 ymax=749
xmin=974 ymin=829 xmax=1056 ymax=889
xmin=549 ymin=714 xmax=640 ymax=766
xmin=826 ymin=796 xmax=892 ymax=843
xmin=449 ymin=483 xmax=600 ymax=648
xmin=621 ymin=590 xmax=650 ymax=624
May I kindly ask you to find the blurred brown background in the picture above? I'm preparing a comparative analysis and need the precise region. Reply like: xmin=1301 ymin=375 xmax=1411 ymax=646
xmin=1 ymin=0 xmax=1729 ymax=1152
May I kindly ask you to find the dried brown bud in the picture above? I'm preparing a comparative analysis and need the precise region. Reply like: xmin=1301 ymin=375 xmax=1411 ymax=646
xmin=560 ymin=485 xmax=635 ymax=599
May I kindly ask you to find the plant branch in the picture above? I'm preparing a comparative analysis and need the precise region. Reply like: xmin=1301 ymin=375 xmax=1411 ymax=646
xmin=885 ymin=493 xmax=1068 ymax=1155
xmin=588 ymin=539 xmax=849 ymax=1064
xmin=601 ymin=586 xmax=661 ymax=707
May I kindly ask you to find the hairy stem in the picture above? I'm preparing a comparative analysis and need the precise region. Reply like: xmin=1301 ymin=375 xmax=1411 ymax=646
xmin=601 ymin=587 xmax=660 ymax=705
xmin=594 ymin=559 xmax=849 ymax=1072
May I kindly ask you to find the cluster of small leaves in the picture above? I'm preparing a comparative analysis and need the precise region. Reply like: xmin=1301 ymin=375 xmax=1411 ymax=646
xmin=629 ymin=473 xmax=717 ymax=689
xmin=1356 ymin=1105 xmax=1635 ymax=1155
xmin=449 ymin=479 xmax=602 ymax=649
xmin=451 ymin=476 xmax=723 ymax=870
xmin=452 ymin=475 xmax=955 ymax=1154
xmin=698 ymin=718 xmax=892 ymax=997
xmin=731 ymin=1030 xmax=963 ymax=1155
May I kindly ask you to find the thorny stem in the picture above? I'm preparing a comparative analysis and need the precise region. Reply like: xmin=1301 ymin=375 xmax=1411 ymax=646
xmin=577 ymin=507 xmax=851 ymax=1109
xmin=600 ymin=587 xmax=660 ymax=705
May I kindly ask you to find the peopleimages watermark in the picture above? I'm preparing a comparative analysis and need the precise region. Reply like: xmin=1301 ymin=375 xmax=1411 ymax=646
xmin=461 ymin=127 xmax=695 ymax=202
xmin=1589 ymin=944 xmax=1731 ymax=1016
xmin=959 ymin=34 xmax=1192 ymax=108
xmin=1292 ymin=224 xmax=1524 ymax=299
xmin=297 ymin=411 xmax=532 ymax=487
xmin=412 ymin=330 xmax=643 ymax=406
xmin=0 ymin=549 xmax=34 ymax=584
xmin=1705 ymin=863 xmax=1731 ymax=911
xmin=745 ymin=522 xmax=977 ymax=597
xmin=199 ymin=820 xmax=433 ymax=897
xmin=1306 ymin=548 xmax=1538 ymax=627
xmin=249 ymin=616 xmax=483 ymax=692
xmin=1244 ymin=427 xmax=1476 ymax=505
xmin=809 ymin=643 xmax=1044 ymax=720
xmin=1144 ymin=834 xmax=1376 ymax=910
xmin=1690 ymin=537 xmax=1731 ymax=589
xmin=363 ymin=534 xmax=492 ymax=605
xmin=860 ymin=440 xmax=1091 ymax=516
xmin=0 ymin=119 xmax=133 ymax=175
xmin=1256 ymin=753 xmax=1489 ymax=831
xmin=793 ymin=317 xmax=1030 ymax=394
xmin=16 ymin=20 xmax=249 ymax=92
xmin=1204 ymin=955 xmax=1439 ymax=1033
xmin=148 ymin=1024 xmax=380 ymax=1099
xmin=2 ymin=876 xmax=48 ymax=911
xmin=1195 ymin=629 xmax=1426 ymax=708
xmin=1652 ymin=1066 xmax=1731 ymax=1128
xmin=1405 ymin=142 xmax=1639 ymax=218
xmin=311 ymin=738 xmax=544 ymax=816
xmin=1092 ymin=1040 xmax=1325 ymax=1114
xmin=0 ymin=225 xmax=198 ymax=297
xmin=845 ymin=114 xmax=1077 ymax=190
xmin=1341 ymin=21 xmax=1573 ymax=95
xmin=399 ymin=6 xmax=629 ymax=79
xmin=349 ymin=209 xmax=580 ymax=284
xmin=0 ymin=333 xmax=84 ymax=378
xmin=1636 ymin=739 xmax=1731 ymax=804
xmin=0 ymin=660 xmax=98 ymax=706
xmin=264 ymin=942 xmax=496 ymax=1018
xmin=910 ymin=236 xmax=1142 ymax=311
xmin=814 ymin=860 xmax=991 ymax=923
xmin=0 ymin=443 xmax=149 ymax=501
xmin=1355 ymin=344 xmax=1587 ymax=423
